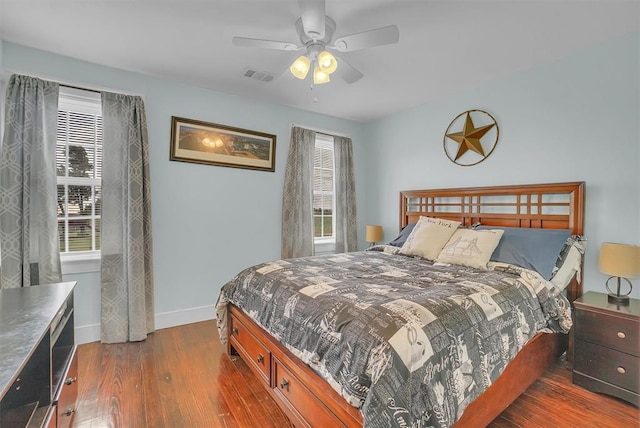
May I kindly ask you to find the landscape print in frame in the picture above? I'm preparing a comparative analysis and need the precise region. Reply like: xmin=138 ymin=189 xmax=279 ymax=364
xmin=170 ymin=116 xmax=276 ymax=172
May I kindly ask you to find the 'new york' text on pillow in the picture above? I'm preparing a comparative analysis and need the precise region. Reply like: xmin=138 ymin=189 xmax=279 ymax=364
xmin=400 ymin=217 xmax=461 ymax=260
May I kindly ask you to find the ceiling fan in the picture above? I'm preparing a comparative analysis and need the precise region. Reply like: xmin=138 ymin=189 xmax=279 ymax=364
xmin=232 ymin=0 xmax=400 ymax=85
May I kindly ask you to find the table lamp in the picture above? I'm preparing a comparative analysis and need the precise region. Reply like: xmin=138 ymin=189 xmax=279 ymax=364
xmin=599 ymin=242 xmax=640 ymax=305
xmin=365 ymin=225 xmax=383 ymax=247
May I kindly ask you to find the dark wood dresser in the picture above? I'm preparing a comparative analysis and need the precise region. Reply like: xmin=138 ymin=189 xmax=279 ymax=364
xmin=573 ymin=291 xmax=639 ymax=406
xmin=0 ymin=282 xmax=78 ymax=427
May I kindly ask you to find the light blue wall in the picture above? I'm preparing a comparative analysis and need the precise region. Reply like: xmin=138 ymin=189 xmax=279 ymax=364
xmin=363 ymin=33 xmax=640 ymax=298
xmin=2 ymin=42 xmax=367 ymax=333
xmin=2 ymin=32 xmax=639 ymax=335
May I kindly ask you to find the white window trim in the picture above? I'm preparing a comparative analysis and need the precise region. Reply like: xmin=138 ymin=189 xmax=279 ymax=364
xmin=58 ymin=86 xmax=102 ymax=275
xmin=314 ymin=134 xmax=336 ymax=254
xmin=314 ymin=239 xmax=335 ymax=255
xmin=60 ymin=251 xmax=100 ymax=275
xmin=58 ymin=86 xmax=102 ymax=113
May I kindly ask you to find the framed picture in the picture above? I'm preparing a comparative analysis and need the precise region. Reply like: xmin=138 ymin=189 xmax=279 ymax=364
xmin=170 ymin=116 xmax=276 ymax=172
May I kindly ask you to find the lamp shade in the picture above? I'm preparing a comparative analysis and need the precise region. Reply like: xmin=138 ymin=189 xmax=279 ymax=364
xmin=313 ymin=66 xmax=330 ymax=84
xmin=366 ymin=225 xmax=383 ymax=244
xmin=599 ymin=242 xmax=640 ymax=278
xmin=290 ymin=55 xmax=311 ymax=79
xmin=317 ymin=51 xmax=338 ymax=74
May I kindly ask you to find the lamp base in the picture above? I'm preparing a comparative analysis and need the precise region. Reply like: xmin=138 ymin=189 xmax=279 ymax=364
xmin=605 ymin=276 xmax=632 ymax=306
xmin=607 ymin=293 xmax=630 ymax=305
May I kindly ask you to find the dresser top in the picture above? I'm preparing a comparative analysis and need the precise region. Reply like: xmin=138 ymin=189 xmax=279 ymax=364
xmin=0 ymin=282 xmax=76 ymax=399
xmin=574 ymin=291 xmax=639 ymax=319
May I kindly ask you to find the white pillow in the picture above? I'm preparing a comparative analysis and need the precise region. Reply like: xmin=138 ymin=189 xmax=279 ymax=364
xmin=550 ymin=244 xmax=583 ymax=291
xmin=400 ymin=217 xmax=461 ymax=260
xmin=436 ymin=229 xmax=504 ymax=270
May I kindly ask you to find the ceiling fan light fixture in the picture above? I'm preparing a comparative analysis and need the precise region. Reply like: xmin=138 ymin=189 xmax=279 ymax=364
xmin=313 ymin=66 xmax=330 ymax=84
xmin=317 ymin=50 xmax=338 ymax=74
xmin=290 ymin=55 xmax=311 ymax=79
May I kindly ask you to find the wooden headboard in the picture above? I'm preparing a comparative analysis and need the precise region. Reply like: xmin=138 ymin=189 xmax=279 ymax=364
xmin=400 ymin=182 xmax=585 ymax=234
xmin=399 ymin=182 xmax=585 ymax=301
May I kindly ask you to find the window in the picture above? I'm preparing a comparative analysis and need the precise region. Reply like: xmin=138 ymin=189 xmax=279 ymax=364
xmin=56 ymin=87 xmax=102 ymax=268
xmin=313 ymin=134 xmax=335 ymax=252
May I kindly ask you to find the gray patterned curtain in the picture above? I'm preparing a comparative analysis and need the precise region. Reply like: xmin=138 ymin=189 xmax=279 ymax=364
xmin=281 ymin=126 xmax=316 ymax=259
xmin=334 ymin=136 xmax=358 ymax=253
xmin=0 ymin=74 xmax=61 ymax=289
xmin=100 ymin=92 xmax=155 ymax=343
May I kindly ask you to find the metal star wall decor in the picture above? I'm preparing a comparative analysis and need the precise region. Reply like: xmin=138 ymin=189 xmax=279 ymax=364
xmin=443 ymin=110 xmax=499 ymax=166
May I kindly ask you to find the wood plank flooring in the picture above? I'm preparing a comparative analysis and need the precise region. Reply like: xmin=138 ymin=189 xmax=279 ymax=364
xmin=73 ymin=321 xmax=639 ymax=427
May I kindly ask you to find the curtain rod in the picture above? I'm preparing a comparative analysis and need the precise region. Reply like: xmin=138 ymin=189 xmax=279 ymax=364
xmin=290 ymin=123 xmax=351 ymax=139
xmin=2 ymin=68 xmax=142 ymax=97
xmin=2 ymin=69 xmax=102 ymax=94
xmin=57 ymin=82 xmax=142 ymax=98
xmin=60 ymin=83 xmax=101 ymax=94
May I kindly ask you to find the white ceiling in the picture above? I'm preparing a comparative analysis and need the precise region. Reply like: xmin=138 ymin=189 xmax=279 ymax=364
xmin=0 ymin=1 xmax=638 ymax=122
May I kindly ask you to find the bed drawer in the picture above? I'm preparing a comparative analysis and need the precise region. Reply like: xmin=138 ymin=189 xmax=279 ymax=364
xmin=229 ymin=314 xmax=270 ymax=385
xmin=272 ymin=357 xmax=344 ymax=428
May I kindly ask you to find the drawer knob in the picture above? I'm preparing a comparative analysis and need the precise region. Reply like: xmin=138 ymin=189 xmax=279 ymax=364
xmin=617 ymin=331 xmax=626 ymax=339
xmin=280 ymin=378 xmax=290 ymax=392
xmin=65 ymin=376 xmax=77 ymax=385
xmin=232 ymin=326 xmax=239 ymax=335
xmin=63 ymin=408 xmax=75 ymax=417
xmin=257 ymin=354 xmax=264 ymax=364
xmin=617 ymin=366 xmax=626 ymax=374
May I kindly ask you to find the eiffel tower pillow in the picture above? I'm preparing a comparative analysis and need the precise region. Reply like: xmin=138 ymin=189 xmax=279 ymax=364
xmin=436 ymin=228 xmax=504 ymax=269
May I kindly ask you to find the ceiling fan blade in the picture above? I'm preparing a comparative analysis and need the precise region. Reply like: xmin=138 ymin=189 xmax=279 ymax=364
xmin=299 ymin=0 xmax=326 ymax=40
xmin=332 ymin=25 xmax=399 ymax=52
xmin=232 ymin=37 xmax=301 ymax=51
xmin=334 ymin=56 xmax=363 ymax=84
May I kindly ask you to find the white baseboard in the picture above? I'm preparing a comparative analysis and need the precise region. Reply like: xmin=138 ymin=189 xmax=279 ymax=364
xmin=155 ymin=304 xmax=215 ymax=330
xmin=75 ymin=323 xmax=101 ymax=345
xmin=74 ymin=304 xmax=216 ymax=345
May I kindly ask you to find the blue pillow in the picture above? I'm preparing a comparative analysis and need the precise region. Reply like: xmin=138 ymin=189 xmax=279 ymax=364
xmin=388 ymin=222 xmax=417 ymax=247
xmin=388 ymin=221 xmax=477 ymax=247
xmin=476 ymin=226 xmax=572 ymax=279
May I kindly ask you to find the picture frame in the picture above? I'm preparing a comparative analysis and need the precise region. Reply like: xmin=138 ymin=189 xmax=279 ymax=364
xmin=170 ymin=116 xmax=276 ymax=172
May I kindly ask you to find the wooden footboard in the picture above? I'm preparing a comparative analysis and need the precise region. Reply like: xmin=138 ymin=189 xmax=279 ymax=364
xmin=455 ymin=332 xmax=563 ymax=426
xmin=228 ymin=303 xmax=564 ymax=427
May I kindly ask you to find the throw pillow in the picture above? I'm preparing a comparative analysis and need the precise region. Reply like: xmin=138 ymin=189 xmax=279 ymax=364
xmin=436 ymin=229 xmax=504 ymax=270
xmin=400 ymin=216 xmax=461 ymax=260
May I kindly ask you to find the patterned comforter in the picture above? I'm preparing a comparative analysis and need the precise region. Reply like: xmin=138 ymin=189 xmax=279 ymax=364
xmin=215 ymin=246 xmax=572 ymax=427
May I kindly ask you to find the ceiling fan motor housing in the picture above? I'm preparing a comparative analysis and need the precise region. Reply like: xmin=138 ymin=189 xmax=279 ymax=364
xmin=296 ymin=16 xmax=336 ymax=45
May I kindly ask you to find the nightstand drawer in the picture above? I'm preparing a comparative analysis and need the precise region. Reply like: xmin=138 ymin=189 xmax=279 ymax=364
xmin=574 ymin=340 xmax=639 ymax=393
xmin=575 ymin=309 xmax=639 ymax=356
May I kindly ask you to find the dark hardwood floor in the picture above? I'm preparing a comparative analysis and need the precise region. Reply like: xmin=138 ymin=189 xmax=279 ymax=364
xmin=74 ymin=321 xmax=639 ymax=427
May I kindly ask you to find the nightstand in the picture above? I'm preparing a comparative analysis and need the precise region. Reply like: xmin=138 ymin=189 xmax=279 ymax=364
xmin=573 ymin=291 xmax=639 ymax=406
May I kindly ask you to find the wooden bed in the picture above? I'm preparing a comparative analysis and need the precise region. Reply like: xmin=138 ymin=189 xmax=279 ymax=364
xmin=227 ymin=181 xmax=585 ymax=427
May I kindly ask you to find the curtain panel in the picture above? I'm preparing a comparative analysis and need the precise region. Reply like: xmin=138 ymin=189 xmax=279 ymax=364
xmin=281 ymin=126 xmax=316 ymax=259
xmin=100 ymin=92 xmax=155 ymax=343
xmin=0 ymin=74 xmax=62 ymax=289
xmin=333 ymin=136 xmax=358 ymax=253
